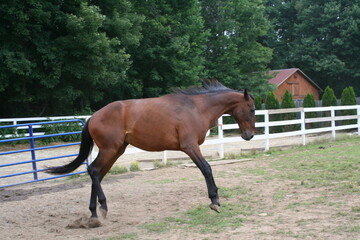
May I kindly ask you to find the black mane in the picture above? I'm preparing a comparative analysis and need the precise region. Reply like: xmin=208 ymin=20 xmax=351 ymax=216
xmin=173 ymin=79 xmax=239 ymax=96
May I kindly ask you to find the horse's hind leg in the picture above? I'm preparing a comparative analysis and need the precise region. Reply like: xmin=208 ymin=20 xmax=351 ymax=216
xmin=88 ymin=144 xmax=128 ymax=219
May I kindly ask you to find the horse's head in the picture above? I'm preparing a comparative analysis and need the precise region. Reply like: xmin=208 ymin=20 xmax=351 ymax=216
xmin=229 ymin=90 xmax=256 ymax=141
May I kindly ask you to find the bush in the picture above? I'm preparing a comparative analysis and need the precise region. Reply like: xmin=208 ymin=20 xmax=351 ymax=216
xmin=130 ymin=161 xmax=140 ymax=172
xmin=322 ymin=86 xmax=337 ymax=107
xmin=341 ymin=86 xmax=356 ymax=105
xmin=341 ymin=86 xmax=357 ymax=125
xmin=265 ymin=92 xmax=280 ymax=110
xmin=265 ymin=92 xmax=281 ymax=133
xmin=303 ymin=93 xmax=317 ymax=128
xmin=254 ymin=96 xmax=263 ymax=110
xmin=41 ymin=120 xmax=83 ymax=144
xmin=303 ymin=93 xmax=316 ymax=108
xmin=281 ymin=90 xmax=296 ymax=131
xmin=109 ymin=165 xmax=128 ymax=175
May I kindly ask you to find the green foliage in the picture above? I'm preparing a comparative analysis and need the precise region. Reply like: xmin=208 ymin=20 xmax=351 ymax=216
xmin=41 ymin=121 xmax=83 ymax=144
xmin=265 ymin=92 xmax=279 ymax=110
xmin=109 ymin=165 xmax=128 ymax=175
xmin=254 ymin=96 xmax=263 ymax=110
xmin=281 ymin=90 xmax=296 ymax=131
xmin=341 ymin=87 xmax=356 ymax=106
xmin=262 ymin=0 xmax=360 ymax=96
xmin=0 ymin=0 xmax=281 ymax=117
xmin=129 ymin=0 xmax=208 ymax=97
xmin=201 ymin=0 xmax=274 ymax=95
xmin=0 ymin=0 xmax=143 ymax=116
xmin=341 ymin=87 xmax=357 ymax=124
xmin=303 ymin=93 xmax=316 ymax=108
xmin=130 ymin=161 xmax=140 ymax=172
xmin=265 ymin=91 xmax=281 ymax=133
xmin=153 ymin=160 xmax=165 ymax=169
xmin=322 ymin=86 xmax=337 ymax=107
xmin=281 ymin=90 xmax=295 ymax=109
xmin=303 ymin=93 xmax=317 ymax=128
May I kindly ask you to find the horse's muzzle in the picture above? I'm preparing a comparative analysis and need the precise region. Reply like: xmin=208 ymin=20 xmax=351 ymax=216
xmin=241 ymin=130 xmax=254 ymax=141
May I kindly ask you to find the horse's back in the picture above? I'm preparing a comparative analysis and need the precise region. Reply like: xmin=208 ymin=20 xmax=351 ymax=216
xmin=88 ymin=96 xmax=204 ymax=151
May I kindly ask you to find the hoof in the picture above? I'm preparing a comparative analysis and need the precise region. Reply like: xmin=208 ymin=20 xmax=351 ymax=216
xmin=99 ymin=207 xmax=107 ymax=219
xmin=209 ymin=204 xmax=220 ymax=213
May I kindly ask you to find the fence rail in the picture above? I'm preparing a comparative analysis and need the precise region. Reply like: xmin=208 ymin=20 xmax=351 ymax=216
xmin=0 ymin=119 xmax=90 ymax=188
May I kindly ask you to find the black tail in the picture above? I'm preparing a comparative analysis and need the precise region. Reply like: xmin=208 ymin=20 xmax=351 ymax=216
xmin=45 ymin=120 xmax=94 ymax=175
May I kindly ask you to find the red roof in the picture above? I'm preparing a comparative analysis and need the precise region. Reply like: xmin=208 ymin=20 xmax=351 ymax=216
xmin=268 ymin=68 xmax=322 ymax=91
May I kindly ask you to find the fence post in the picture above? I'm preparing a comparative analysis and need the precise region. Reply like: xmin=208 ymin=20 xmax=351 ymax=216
xmin=28 ymin=125 xmax=38 ymax=180
xmin=217 ymin=116 xmax=224 ymax=158
xmin=301 ymin=109 xmax=306 ymax=145
xmin=331 ymin=108 xmax=336 ymax=140
xmin=264 ymin=110 xmax=270 ymax=151
xmin=162 ymin=151 xmax=167 ymax=165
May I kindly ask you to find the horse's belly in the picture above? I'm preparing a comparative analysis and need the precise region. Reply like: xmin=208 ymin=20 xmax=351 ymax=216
xmin=125 ymin=132 xmax=180 ymax=152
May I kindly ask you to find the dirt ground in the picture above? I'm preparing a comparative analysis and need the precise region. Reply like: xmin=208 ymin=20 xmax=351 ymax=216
xmin=1 ymin=153 xmax=359 ymax=240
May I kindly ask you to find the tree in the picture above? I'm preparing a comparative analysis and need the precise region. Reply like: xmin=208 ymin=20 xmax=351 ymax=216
xmin=341 ymin=86 xmax=357 ymax=124
xmin=200 ymin=0 xmax=274 ymax=95
xmin=265 ymin=91 xmax=281 ymax=132
xmin=303 ymin=93 xmax=317 ymax=128
xmin=281 ymin=90 xmax=296 ymax=131
xmin=254 ymin=96 xmax=263 ymax=110
xmin=322 ymin=86 xmax=337 ymax=107
xmin=129 ymin=0 xmax=208 ymax=97
xmin=263 ymin=0 xmax=360 ymax=96
xmin=261 ymin=0 xmax=298 ymax=69
xmin=0 ymin=0 xmax=143 ymax=116
xmin=281 ymin=90 xmax=295 ymax=109
xmin=303 ymin=93 xmax=316 ymax=108
xmin=341 ymin=87 xmax=356 ymax=106
xmin=265 ymin=92 xmax=279 ymax=109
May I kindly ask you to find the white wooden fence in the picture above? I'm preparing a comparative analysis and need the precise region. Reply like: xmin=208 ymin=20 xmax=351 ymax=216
xmin=1 ymin=105 xmax=360 ymax=163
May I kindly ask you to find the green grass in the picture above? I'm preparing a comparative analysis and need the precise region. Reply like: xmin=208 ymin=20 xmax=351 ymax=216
xmin=129 ymin=161 xmax=140 ymax=172
xmin=141 ymin=185 xmax=254 ymax=234
xmin=89 ymin=233 xmax=138 ymax=240
xmin=109 ymin=165 xmax=128 ymax=175
xmin=238 ymin=137 xmax=360 ymax=192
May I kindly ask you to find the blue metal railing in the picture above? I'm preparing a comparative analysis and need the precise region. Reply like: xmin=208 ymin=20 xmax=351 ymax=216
xmin=0 ymin=119 xmax=89 ymax=188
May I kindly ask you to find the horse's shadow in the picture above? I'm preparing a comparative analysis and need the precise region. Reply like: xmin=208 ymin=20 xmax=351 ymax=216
xmin=0 ymin=181 xmax=85 ymax=202
xmin=0 ymin=172 xmax=139 ymax=202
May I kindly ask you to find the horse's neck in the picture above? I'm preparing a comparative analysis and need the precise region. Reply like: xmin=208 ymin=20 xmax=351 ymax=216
xmin=199 ymin=92 xmax=241 ymax=124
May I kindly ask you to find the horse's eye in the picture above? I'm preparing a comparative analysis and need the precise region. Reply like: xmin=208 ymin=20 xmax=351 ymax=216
xmin=250 ymin=109 xmax=255 ymax=113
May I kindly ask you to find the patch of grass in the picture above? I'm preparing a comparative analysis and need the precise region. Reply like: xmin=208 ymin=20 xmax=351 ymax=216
xmin=152 ymin=160 xmax=165 ymax=168
xmin=178 ymin=203 xmax=250 ymax=233
xmin=141 ymin=221 xmax=170 ymax=233
xmin=119 ymin=233 xmax=138 ymax=240
xmin=142 ymin=185 xmax=254 ymax=234
xmin=129 ymin=161 xmax=140 ymax=172
xmin=109 ymin=165 xmax=128 ymax=175
xmin=335 ymin=225 xmax=360 ymax=233
xmin=272 ymin=190 xmax=287 ymax=202
xmin=89 ymin=233 xmax=138 ymax=240
xmin=220 ymin=186 xmax=250 ymax=199
xmin=264 ymin=137 xmax=360 ymax=192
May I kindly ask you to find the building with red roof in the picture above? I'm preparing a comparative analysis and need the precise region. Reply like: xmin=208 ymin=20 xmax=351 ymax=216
xmin=268 ymin=68 xmax=322 ymax=101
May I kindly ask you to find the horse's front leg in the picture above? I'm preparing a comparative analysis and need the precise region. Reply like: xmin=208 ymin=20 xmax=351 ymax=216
xmin=183 ymin=146 xmax=220 ymax=212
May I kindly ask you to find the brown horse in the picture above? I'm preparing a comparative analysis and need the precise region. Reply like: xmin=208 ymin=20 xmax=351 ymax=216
xmin=46 ymin=80 xmax=255 ymax=223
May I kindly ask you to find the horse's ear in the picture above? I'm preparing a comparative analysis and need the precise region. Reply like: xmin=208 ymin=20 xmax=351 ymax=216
xmin=244 ymin=89 xmax=249 ymax=100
